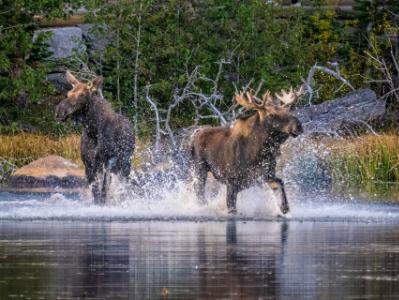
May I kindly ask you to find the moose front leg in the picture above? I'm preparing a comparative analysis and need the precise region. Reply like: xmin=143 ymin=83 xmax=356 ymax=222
xmin=81 ymin=130 xmax=97 ymax=184
xmin=266 ymin=178 xmax=289 ymax=215
xmin=91 ymin=146 xmax=107 ymax=205
xmin=80 ymin=131 xmax=104 ymax=204
xmin=226 ymin=184 xmax=239 ymax=215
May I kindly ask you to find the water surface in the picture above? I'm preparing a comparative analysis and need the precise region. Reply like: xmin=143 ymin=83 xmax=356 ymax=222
xmin=1 ymin=220 xmax=399 ymax=299
xmin=1 ymin=190 xmax=399 ymax=299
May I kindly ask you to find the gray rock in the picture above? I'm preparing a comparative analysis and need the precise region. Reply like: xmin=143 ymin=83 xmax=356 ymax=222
xmin=47 ymin=72 xmax=72 ymax=94
xmin=34 ymin=27 xmax=85 ymax=59
xmin=78 ymin=24 xmax=112 ymax=55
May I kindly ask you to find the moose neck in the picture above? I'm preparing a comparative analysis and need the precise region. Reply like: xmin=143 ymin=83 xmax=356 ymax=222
xmin=240 ymin=113 xmax=289 ymax=152
xmin=263 ymin=118 xmax=290 ymax=146
xmin=82 ymin=94 xmax=113 ymax=135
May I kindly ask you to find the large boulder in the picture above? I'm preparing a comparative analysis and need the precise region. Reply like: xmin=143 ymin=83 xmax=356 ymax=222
xmin=78 ymin=24 xmax=112 ymax=55
xmin=47 ymin=71 xmax=73 ymax=94
xmin=34 ymin=27 xmax=86 ymax=93
xmin=34 ymin=27 xmax=85 ymax=59
xmin=10 ymin=155 xmax=86 ymax=189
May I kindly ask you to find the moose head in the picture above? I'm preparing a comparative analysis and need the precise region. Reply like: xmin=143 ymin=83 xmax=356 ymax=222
xmin=55 ymin=71 xmax=103 ymax=122
xmin=235 ymin=86 xmax=304 ymax=138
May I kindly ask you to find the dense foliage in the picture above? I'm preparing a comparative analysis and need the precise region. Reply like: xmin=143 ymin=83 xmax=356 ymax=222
xmin=81 ymin=0 xmax=364 ymax=134
xmin=0 ymin=0 xmax=398 ymax=135
xmin=0 ymin=0 xmax=83 ymax=133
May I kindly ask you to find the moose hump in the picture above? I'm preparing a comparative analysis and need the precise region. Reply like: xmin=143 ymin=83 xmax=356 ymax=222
xmin=10 ymin=155 xmax=86 ymax=189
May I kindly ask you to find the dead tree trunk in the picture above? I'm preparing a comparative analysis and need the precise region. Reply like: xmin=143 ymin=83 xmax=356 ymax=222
xmin=294 ymin=88 xmax=385 ymax=136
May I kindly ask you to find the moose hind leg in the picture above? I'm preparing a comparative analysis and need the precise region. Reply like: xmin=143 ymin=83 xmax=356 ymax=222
xmin=92 ymin=176 xmax=106 ymax=205
xmin=193 ymin=164 xmax=207 ymax=205
xmin=226 ymin=184 xmax=238 ymax=215
xmin=101 ymin=170 xmax=112 ymax=204
xmin=266 ymin=178 xmax=289 ymax=215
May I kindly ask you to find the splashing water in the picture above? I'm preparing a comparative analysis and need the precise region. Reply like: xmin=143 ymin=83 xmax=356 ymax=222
xmin=1 ymin=171 xmax=399 ymax=222
xmin=1 ymin=134 xmax=398 ymax=222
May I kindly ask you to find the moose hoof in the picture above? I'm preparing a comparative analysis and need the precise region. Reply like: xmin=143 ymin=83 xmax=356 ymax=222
xmin=228 ymin=208 xmax=237 ymax=215
xmin=281 ymin=205 xmax=289 ymax=215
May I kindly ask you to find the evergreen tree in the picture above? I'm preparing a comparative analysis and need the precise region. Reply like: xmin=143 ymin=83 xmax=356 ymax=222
xmin=0 ymin=0 xmax=80 ymax=131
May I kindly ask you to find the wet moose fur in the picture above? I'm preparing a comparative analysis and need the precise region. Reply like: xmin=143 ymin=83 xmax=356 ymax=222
xmin=55 ymin=71 xmax=135 ymax=204
xmin=191 ymin=87 xmax=304 ymax=215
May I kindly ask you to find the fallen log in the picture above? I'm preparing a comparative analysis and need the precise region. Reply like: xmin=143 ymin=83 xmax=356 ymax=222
xmin=294 ymin=88 xmax=385 ymax=136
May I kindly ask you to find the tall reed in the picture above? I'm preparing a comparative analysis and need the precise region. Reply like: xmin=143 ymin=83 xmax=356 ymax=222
xmin=0 ymin=133 xmax=146 ymax=169
xmin=0 ymin=134 xmax=82 ymax=167
xmin=331 ymin=134 xmax=399 ymax=185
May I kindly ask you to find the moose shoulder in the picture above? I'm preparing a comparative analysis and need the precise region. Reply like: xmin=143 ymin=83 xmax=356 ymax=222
xmin=191 ymin=87 xmax=304 ymax=215
xmin=55 ymin=71 xmax=135 ymax=204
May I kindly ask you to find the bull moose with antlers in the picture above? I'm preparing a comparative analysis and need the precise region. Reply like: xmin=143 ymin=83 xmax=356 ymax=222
xmin=191 ymin=86 xmax=304 ymax=215
xmin=55 ymin=71 xmax=135 ymax=204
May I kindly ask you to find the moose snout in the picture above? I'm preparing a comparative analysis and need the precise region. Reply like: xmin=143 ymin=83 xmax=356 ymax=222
xmin=290 ymin=120 xmax=303 ymax=137
xmin=54 ymin=100 xmax=69 ymax=122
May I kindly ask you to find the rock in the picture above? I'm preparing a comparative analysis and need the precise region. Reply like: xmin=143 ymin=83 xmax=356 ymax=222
xmin=78 ymin=24 xmax=112 ymax=55
xmin=34 ymin=27 xmax=85 ymax=59
xmin=47 ymin=72 xmax=73 ymax=94
xmin=294 ymin=89 xmax=385 ymax=136
xmin=10 ymin=155 xmax=86 ymax=189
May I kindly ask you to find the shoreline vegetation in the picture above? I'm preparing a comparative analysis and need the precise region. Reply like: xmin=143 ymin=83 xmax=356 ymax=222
xmin=0 ymin=1 xmax=398 ymax=198
xmin=331 ymin=134 xmax=399 ymax=199
xmin=0 ymin=134 xmax=148 ymax=170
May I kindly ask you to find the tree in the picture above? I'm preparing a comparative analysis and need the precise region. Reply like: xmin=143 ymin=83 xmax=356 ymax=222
xmin=0 ymin=0 xmax=81 ymax=131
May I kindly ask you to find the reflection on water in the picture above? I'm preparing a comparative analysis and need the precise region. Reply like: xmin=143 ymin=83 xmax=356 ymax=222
xmin=1 ymin=220 xmax=399 ymax=299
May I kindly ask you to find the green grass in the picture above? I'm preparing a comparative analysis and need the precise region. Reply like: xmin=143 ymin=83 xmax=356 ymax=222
xmin=331 ymin=134 xmax=399 ymax=186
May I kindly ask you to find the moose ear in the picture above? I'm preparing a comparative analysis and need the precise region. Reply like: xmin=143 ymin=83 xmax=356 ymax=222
xmin=65 ymin=70 xmax=80 ymax=87
xmin=91 ymin=76 xmax=103 ymax=91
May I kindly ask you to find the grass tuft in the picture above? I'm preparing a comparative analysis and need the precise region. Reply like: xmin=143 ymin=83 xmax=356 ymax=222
xmin=0 ymin=134 xmax=82 ymax=167
xmin=331 ymin=134 xmax=399 ymax=185
xmin=0 ymin=133 xmax=146 ymax=170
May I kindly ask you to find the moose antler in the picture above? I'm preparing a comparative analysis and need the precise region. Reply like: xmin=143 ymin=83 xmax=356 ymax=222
xmin=235 ymin=89 xmax=273 ymax=110
xmin=275 ymin=85 xmax=304 ymax=108
xmin=65 ymin=70 xmax=81 ymax=87
xmin=262 ymin=90 xmax=274 ymax=105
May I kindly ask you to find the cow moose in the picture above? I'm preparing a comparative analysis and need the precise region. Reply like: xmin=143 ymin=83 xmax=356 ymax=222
xmin=55 ymin=71 xmax=135 ymax=204
xmin=191 ymin=86 xmax=304 ymax=215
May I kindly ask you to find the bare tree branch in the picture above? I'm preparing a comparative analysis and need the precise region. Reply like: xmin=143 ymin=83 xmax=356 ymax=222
xmin=144 ymin=86 xmax=161 ymax=152
xmin=302 ymin=62 xmax=355 ymax=105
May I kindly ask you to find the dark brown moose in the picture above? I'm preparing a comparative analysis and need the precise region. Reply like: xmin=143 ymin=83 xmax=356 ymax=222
xmin=191 ymin=86 xmax=304 ymax=215
xmin=55 ymin=71 xmax=135 ymax=204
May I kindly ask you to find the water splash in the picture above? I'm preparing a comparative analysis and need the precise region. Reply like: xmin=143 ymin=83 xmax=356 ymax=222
xmin=1 ymin=133 xmax=398 ymax=222
xmin=1 ymin=173 xmax=399 ymax=222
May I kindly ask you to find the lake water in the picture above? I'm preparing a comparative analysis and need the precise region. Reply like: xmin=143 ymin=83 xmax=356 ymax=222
xmin=1 ymin=188 xmax=399 ymax=299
